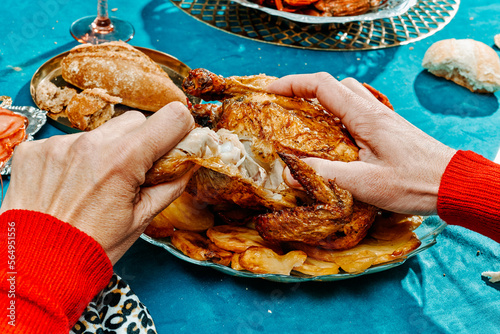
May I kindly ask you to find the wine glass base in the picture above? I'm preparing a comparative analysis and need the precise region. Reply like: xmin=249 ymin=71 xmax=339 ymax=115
xmin=70 ymin=15 xmax=135 ymax=44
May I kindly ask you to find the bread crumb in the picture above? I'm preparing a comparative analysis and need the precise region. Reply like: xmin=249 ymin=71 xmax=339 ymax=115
xmin=111 ymin=8 xmax=118 ymax=12
xmin=7 ymin=65 xmax=22 ymax=72
xmin=409 ymin=46 xmax=414 ymax=50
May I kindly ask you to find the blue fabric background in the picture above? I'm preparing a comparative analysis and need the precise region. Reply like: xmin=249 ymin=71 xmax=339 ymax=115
xmin=1 ymin=0 xmax=499 ymax=332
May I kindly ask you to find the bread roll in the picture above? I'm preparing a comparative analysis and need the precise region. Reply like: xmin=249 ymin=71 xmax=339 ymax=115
xmin=422 ymin=38 xmax=500 ymax=93
xmin=66 ymin=88 xmax=122 ymax=131
xmin=61 ymin=41 xmax=187 ymax=111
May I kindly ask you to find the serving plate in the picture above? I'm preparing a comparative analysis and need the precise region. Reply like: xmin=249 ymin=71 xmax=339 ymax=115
xmin=0 ymin=105 xmax=47 ymax=175
xmin=141 ymin=216 xmax=446 ymax=282
xmin=30 ymin=47 xmax=196 ymax=134
xmin=231 ymin=0 xmax=417 ymax=24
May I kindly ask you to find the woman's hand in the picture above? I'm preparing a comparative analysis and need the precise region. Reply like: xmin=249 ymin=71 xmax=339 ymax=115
xmin=268 ymin=72 xmax=456 ymax=215
xmin=0 ymin=102 xmax=195 ymax=264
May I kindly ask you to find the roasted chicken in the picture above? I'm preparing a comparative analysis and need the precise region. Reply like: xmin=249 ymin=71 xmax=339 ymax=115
xmin=146 ymin=69 xmax=393 ymax=250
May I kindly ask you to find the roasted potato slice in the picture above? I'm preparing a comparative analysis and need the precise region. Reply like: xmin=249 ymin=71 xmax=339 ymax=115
xmin=207 ymin=225 xmax=281 ymax=253
xmin=239 ymin=247 xmax=307 ymax=275
xmin=293 ymin=257 xmax=340 ymax=276
xmin=230 ymin=253 xmax=245 ymax=271
xmin=144 ymin=211 xmax=175 ymax=238
xmin=330 ymin=250 xmax=378 ymax=273
xmin=208 ymin=242 xmax=233 ymax=266
xmin=171 ymin=230 xmax=232 ymax=265
xmin=290 ymin=212 xmax=422 ymax=273
xmin=293 ymin=231 xmax=421 ymax=270
xmin=162 ymin=209 xmax=423 ymax=276
xmin=369 ymin=213 xmax=422 ymax=241
xmin=153 ymin=191 xmax=215 ymax=234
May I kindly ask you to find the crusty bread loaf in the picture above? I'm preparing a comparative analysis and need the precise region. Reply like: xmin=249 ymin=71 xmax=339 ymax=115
xmin=61 ymin=41 xmax=187 ymax=111
xmin=422 ymin=38 xmax=500 ymax=93
xmin=66 ymin=88 xmax=122 ymax=131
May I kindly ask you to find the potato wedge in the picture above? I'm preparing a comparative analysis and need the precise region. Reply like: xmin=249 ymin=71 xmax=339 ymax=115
xmin=239 ymin=247 xmax=307 ymax=275
xmin=293 ymin=257 xmax=340 ymax=276
xmin=207 ymin=225 xmax=281 ymax=253
xmin=171 ymin=230 xmax=232 ymax=265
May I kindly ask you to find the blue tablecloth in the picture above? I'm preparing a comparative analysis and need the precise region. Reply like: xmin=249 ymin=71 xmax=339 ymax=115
xmin=1 ymin=0 xmax=499 ymax=332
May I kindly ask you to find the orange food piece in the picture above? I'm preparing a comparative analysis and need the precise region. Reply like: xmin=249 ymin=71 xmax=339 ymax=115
xmin=0 ymin=108 xmax=27 ymax=169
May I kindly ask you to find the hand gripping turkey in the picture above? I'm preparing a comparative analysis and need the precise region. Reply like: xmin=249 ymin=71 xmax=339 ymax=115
xmin=145 ymin=69 xmax=396 ymax=251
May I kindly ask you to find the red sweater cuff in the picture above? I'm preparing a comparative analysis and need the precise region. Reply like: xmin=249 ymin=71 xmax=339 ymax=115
xmin=0 ymin=209 xmax=113 ymax=332
xmin=437 ymin=150 xmax=500 ymax=242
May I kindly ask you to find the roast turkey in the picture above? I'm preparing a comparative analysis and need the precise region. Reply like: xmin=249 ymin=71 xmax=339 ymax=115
xmin=146 ymin=69 xmax=393 ymax=250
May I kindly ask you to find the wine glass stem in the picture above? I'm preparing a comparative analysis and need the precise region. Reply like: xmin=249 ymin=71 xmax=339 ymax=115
xmin=93 ymin=0 xmax=113 ymax=34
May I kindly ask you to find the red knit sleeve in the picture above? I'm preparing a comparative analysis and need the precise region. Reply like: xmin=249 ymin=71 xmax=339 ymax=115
xmin=0 ymin=210 xmax=113 ymax=333
xmin=437 ymin=150 xmax=500 ymax=242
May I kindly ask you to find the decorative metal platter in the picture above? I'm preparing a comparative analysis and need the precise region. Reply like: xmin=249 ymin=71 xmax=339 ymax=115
xmin=142 ymin=216 xmax=447 ymax=283
xmin=0 ymin=105 xmax=47 ymax=175
xmin=30 ymin=47 xmax=197 ymax=134
xmin=171 ymin=0 xmax=460 ymax=50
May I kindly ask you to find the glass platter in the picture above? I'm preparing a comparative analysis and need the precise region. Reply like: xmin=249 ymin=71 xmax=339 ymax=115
xmin=0 ymin=105 xmax=47 ymax=175
xmin=30 ymin=47 xmax=198 ymax=134
xmin=141 ymin=216 xmax=447 ymax=283
xmin=228 ymin=0 xmax=417 ymax=24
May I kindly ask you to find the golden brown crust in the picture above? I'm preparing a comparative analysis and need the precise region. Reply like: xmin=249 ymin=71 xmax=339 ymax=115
xmin=61 ymin=41 xmax=187 ymax=111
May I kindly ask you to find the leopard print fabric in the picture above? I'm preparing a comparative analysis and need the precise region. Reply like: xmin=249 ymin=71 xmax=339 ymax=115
xmin=71 ymin=273 xmax=157 ymax=334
